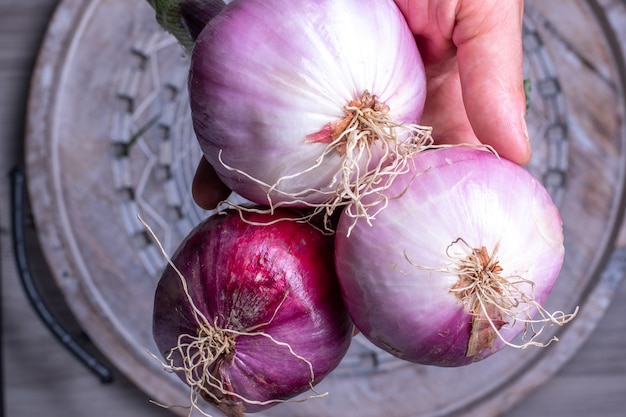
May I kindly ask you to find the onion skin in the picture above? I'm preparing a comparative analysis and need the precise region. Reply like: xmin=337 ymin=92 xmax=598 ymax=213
xmin=189 ymin=0 xmax=426 ymax=206
xmin=152 ymin=209 xmax=353 ymax=413
xmin=334 ymin=147 xmax=565 ymax=367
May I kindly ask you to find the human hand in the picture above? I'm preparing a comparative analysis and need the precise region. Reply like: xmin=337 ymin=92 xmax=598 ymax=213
xmin=394 ymin=0 xmax=530 ymax=164
xmin=191 ymin=0 xmax=531 ymax=210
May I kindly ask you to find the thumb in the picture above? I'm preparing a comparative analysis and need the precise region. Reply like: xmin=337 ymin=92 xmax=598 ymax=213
xmin=454 ymin=0 xmax=531 ymax=165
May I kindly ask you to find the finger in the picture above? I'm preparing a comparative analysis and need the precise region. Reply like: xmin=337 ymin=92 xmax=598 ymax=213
xmin=419 ymin=57 xmax=481 ymax=146
xmin=454 ymin=0 xmax=531 ymax=165
xmin=191 ymin=156 xmax=232 ymax=210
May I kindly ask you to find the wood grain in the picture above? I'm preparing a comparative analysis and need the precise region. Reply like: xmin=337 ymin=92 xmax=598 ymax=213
xmin=1 ymin=1 xmax=626 ymax=417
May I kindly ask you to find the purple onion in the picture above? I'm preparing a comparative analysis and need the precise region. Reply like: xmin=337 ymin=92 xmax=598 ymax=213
xmin=334 ymin=147 xmax=575 ymax=367
xmin=152 ymin=209 xmax=353 ymax=414
xmin=189 ymin=0 xmax=428 ymax=222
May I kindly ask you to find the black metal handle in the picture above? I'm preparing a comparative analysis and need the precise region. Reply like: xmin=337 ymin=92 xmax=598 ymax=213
xmin=9 ymin=167 xmax=114 ymax=384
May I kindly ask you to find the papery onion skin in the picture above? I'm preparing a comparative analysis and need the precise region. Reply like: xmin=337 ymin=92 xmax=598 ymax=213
xmin=334 ymin=147 xmax=565 ymax=367
xmin=189 ymin=0 xmax=426 ymax=206
xmin=152 ymin=209 xmax=353 ymax=413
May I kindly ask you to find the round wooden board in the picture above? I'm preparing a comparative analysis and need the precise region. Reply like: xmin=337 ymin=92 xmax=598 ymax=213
xmin=25 ymin=0 xmax=626 ymax=416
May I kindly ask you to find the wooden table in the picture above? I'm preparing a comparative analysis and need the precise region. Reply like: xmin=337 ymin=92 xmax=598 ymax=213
xmin=1 ymin=1 xmax=626 ymax=416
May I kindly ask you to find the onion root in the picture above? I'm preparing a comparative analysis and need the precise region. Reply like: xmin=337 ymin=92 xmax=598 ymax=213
xmin=405 ymin=238 xmax=578 ymax=357
xmin=216 ymin=91 xmax=433 ymax=234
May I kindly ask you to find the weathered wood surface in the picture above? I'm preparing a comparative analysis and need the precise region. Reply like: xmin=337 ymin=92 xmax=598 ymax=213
xmin=2 ymin=0 xmax=626 ymax=416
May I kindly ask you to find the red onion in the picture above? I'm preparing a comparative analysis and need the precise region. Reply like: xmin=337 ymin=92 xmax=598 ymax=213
xmin=334 ymin=147 xmax=577 ymax=367
xmin=151 ymin=209 xmax=353 ymax=415
xmin=189 ymin=0 xmax=431 ymax=226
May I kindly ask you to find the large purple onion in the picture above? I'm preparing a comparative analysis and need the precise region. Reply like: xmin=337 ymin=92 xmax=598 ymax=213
xmin=152 ymin=209 xmax=353 ymax=415
xmin=189 ymin=0 xmax=428 ymax=221
xmin=334 ymin=147 xmax=575 ymax=367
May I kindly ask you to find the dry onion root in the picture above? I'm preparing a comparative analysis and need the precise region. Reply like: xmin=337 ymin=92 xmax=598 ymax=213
xmin=406 ymin=238 xmax=578 ymax=357
xmin=157 ymin=294 xmax=323 ymax=417
xmin=217 ymin=91 xmax=433 ymax=233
